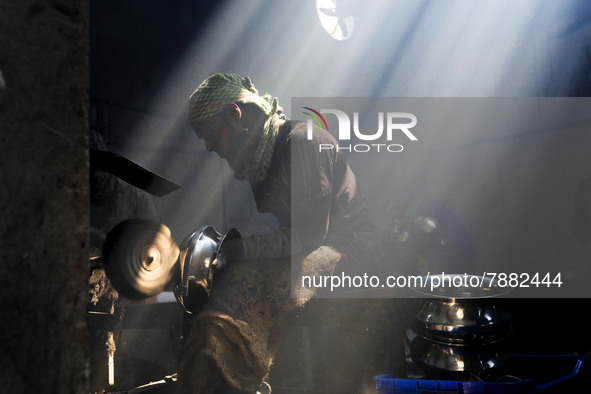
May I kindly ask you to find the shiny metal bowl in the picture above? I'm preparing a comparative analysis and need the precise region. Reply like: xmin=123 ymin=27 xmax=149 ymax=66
xmin=410 ymin=335 xmax=511 ymax=373
xmin=173 ymin=225 xmax=240 ymax=314
xmin=414 ymin=298 xmax=513 ymax=345
xmin=173 ymin=225 xmax=221 ymax=313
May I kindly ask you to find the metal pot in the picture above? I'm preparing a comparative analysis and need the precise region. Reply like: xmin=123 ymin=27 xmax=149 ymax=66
xmin=414 ymin=298 xmax=513 ymax=345
xmin=173 ymin=226 xmax=240 ymax=314
xmin=408 ymin=274 xmax=514 ymax=375
xmin=410 ymin=335 xmax=511 ymax=374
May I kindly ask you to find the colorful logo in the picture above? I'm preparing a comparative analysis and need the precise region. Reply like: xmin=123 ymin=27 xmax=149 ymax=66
xmin=302 ymin=107 xmax=329 ymax=131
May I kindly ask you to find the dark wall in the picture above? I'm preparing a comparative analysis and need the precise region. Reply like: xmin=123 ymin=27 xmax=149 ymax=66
xmin=0 ymin=1 xmax=89 ymax=392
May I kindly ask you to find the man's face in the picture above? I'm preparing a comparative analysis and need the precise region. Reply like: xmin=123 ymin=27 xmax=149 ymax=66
xmin=193 ymin=113 xmax=256 ymax=176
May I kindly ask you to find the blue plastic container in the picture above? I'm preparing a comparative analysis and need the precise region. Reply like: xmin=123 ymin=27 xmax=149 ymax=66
xmin=375 ymin=355 xmax=590 ymax=394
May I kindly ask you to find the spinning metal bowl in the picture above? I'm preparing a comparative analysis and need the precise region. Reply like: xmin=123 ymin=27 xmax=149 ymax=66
xmin=173 ymin=226 xmax=240 ymax=314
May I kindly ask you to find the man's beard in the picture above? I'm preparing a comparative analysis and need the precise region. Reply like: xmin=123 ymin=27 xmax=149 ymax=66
xmin=227 ymin=132 xmax=257 ymax=181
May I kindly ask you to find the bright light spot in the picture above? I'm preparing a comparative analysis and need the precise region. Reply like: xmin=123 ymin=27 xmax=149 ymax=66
xmin=316 ymin=0 xmax=355 ymax=41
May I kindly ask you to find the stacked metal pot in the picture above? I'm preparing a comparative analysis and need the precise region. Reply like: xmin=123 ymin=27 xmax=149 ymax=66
xmin=409 ymin=275 xmax=513 ymax=379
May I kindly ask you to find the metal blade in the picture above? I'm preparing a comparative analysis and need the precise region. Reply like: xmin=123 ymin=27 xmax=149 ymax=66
xmin=90 ymin=149 xmax=180 ymax=197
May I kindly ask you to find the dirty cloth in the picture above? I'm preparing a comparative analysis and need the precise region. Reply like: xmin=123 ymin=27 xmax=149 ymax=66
xmin=178 ymin=246 xmax=343 ymax=393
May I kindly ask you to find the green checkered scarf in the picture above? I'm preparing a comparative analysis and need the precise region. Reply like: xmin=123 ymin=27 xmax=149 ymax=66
xmin=189 ymin=73 xmax=285 ymax=185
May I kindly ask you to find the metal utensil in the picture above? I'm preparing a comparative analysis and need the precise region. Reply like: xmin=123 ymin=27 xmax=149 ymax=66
xmin=173 ymin=226 xmax=240 ymax=314
xmin=410 ymin=335 xmax=511 ymax=374
xmin=414 ymin=298 xmax=513 ymax=345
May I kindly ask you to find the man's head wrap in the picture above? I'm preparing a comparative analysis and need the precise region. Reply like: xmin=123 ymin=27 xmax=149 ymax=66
xmin=189 ymin=73 xmax=280 ymax=128
xmin=188 ymin=73 xmax=285 ymax=185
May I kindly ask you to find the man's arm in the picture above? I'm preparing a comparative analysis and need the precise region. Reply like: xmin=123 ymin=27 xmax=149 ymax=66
xmin=229 ymin=123 xmax=335 ymax=261
xmin=238 ymin=195 xmax=331 ymax=261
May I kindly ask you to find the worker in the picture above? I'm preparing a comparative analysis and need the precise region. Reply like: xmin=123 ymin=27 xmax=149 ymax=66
xmin=177 ymin=73 xmax=378 ymax=393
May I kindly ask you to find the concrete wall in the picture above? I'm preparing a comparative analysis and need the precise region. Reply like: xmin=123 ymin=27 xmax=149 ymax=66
xmin=0 ymin=1 xmax=89 ymax=392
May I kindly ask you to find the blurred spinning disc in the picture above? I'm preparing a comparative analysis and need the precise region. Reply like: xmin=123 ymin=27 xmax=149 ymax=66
xmin=102 ymin=219 xmax=180 ymax=299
